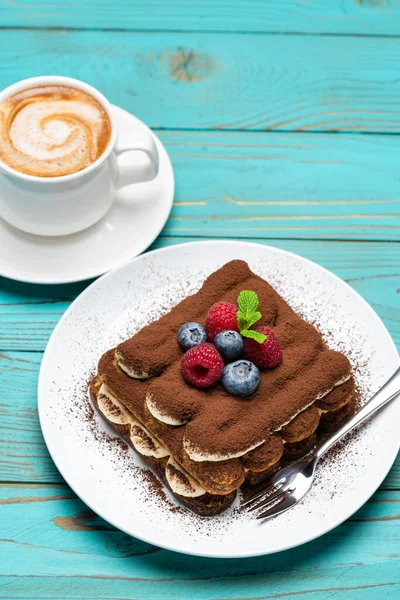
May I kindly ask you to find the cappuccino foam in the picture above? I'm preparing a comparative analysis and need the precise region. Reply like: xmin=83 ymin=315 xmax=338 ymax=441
xmin=0 ymin=85 xmax=111 ymax=177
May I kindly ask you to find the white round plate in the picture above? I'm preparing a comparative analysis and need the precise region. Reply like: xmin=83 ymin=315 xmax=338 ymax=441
xmin=39 ymin=241 xmax=400 ymax=558
xmin=0 ymin=106 xmax=174 ymax=284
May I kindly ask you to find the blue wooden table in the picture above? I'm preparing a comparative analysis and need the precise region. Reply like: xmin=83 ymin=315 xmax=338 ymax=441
xmin=1 ymin=2 xmax=399 ymax=598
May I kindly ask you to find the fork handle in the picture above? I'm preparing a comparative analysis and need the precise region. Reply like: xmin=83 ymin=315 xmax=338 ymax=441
xmin=315 ymin=365 xmax=400 ymax=462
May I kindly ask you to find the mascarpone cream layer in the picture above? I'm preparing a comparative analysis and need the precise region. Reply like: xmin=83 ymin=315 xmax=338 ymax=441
xmin=165 ymin=457 xmax=206 ymax=498
xmin=115 ymin=350 xmax=149 ymax=380
xmin=183 ymin=373 xmax=352 ymax=462
xmin=96 ymin=385 xmax=205 ymax=496
xmin=146 ymin=392 xmax=187 ymax=426
xmin=98 ymin=385 xmax=168 ymax=458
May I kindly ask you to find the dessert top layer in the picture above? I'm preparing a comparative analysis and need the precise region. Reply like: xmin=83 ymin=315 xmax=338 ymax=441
xmin=109 ymin=261 xmax=351 ymax=461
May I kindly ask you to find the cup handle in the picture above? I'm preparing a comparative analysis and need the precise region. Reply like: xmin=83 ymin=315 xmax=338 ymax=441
xmin=114 ymin=131 xmax=159 ymax=190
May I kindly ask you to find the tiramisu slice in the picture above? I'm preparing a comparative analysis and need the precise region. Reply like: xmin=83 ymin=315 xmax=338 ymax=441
xmin=90 ymin=260 xmax=354 ymax=515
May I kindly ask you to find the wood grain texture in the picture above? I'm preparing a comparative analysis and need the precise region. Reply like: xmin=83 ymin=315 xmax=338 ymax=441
xmin=0 ymin=352 xmax=53 ymax=482
xmin=0 ymin=6 xmax=399 ymax=593
xmin=0 ymin=280 xmax=87 ymax=352
xmin=1 ymin=129 xmax=398 ymax=241
xmin=2 ymin=0 xmax=400 ymax=35
xmin=0 ymin=238 xmax=398 ymax=352
xmin=162 ymin=131 xmax=400 ymax=240
xmin=0 ymin=344 xmax=399 ymax=487
xmin=0 ymin=483 xmax=399 ymax=598
xmin=0 ymin=130 xmax=398 ymax=242
xmin=1 ymin=31 xmax=400 ymax=133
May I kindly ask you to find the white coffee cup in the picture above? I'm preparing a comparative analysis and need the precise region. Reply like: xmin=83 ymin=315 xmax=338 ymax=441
xmin=0 ymin=76 xmax=159 ymax=236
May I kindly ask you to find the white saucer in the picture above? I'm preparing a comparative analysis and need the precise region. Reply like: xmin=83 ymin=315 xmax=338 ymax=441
xmin=39 ymin=241 xmax=400 ymax=558
xmin=0 ymin=106 xmax=174 ymax=284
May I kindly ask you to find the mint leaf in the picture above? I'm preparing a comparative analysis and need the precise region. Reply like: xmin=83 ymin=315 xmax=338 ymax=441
xmin=237 ymin=314 xmax=248 ymax=331
xmin=245 ymin=311 xmax=262 ymax=330
xmin=241 ymin=329 xmax=267 ymax=344
xmin=238 ymin=290 xmax=259 ymax=314
xmin=237 ymin=290 xmax=262 ymax=334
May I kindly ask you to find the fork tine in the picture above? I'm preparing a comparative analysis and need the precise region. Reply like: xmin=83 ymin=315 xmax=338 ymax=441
xmin=246 ymin=485 xmax=288 ymax=513
xmin=256 ymin=492 xmax=297 ymax=520
xmin=241 ymin=476 xmax=286 ymax=507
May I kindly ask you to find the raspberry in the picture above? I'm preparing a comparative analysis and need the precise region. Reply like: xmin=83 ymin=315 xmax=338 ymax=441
xmin=243 ymin=326 xmax=283 ymax=369
xmin=205 ymin=302 xmax=238 ymax=341
xmin=181 ymin=343 xmax=224 ymax=388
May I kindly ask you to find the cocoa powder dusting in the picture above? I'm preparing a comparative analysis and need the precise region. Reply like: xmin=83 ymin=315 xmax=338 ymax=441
xmin=108 ymin=261 xmax=352 ymax=460
xmin=56 ymin=255 xmax=383 ymax=534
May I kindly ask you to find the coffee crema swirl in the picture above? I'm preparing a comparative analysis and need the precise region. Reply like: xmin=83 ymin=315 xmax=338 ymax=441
xmin=0 ymin=85 xmax=111 ymax=177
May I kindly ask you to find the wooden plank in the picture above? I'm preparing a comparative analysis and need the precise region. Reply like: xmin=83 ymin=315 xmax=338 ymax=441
xmin=1 ymin=130 xmax=400 ymax=241
xmin=0 ymin=350 xmax=399 ymax=487
xmin=0 ymin=279 xmax=88 ymax=353
xmin=0 ymin=352 xmax=56 ymax=482
xmin=161 ymin=131 xmax=400 ymax=240
xmin=1 ymin=31 xmax=400 ymax=133
xmin=0 ymin=483 xmax=399 ymax=598
xmin=2 ymin=0 xmax=400 ymax=35
xmin=0 ymin=238 xmax=398 ymax=352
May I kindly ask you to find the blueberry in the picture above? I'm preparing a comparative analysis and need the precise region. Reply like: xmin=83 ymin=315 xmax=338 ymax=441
xmin=214 ymin=330 xmax=244 ymax=360
xmin=178 ymin=322 xmax=207 ymax=350
xmin=222 ymin=360 xmax=260 ymax=397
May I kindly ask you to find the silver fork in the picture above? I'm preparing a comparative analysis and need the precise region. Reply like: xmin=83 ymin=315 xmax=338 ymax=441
xmin=242 ymin=366 xmax=400 ymax=520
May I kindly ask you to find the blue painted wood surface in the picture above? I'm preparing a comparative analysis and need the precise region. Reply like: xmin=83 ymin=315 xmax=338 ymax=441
xmin=2 ymin=0 xmax=400 ymax=35
xmin=0 ymin=2 xmax=399 ymax=599
xmin=1 ymin=31 xmax=400 ymax=133
xmin=1 ymin=485 xmax=399 ymax=599
xmin=0 ymin=238 xmax=398 ymax=352
xmin=0 ymin=131 xmax=398 ymax=241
